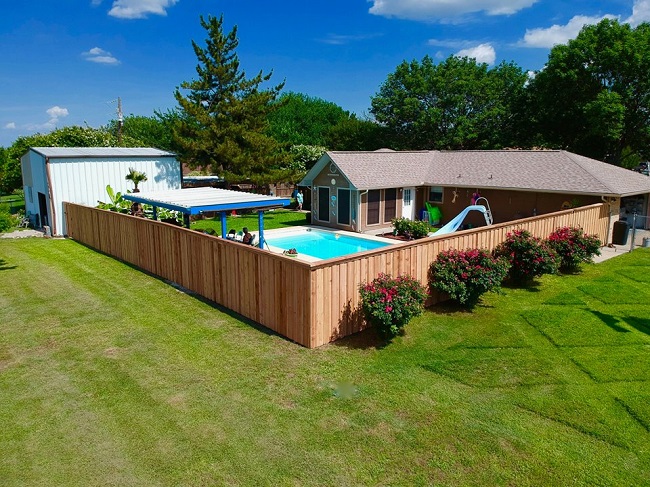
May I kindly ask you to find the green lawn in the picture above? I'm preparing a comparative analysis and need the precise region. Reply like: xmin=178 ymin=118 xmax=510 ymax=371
xmin=190 ymin=208 xmax=308 ymax=234
xmin=1 ymin=238 xmax=649 ymax=486
xmin=0 ymin=194 xmax=25 ymax=214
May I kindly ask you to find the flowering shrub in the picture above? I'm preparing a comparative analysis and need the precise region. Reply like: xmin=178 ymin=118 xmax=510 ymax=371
xmin=429 ymin=248 xmax=510 ymax=306
xmin=493 ymin=229 xmax=560 ymax=282
xmin=359 ymin=273 xmax=428 ymax=338
xmin=391 ymin=217 xmax=430 ymax=239
xmin=546 ymin=226 xmax=601 ymax=271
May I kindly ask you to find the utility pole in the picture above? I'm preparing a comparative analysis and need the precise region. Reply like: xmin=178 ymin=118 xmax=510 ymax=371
xmin=117 ymin=97 xmax=123 ymax=146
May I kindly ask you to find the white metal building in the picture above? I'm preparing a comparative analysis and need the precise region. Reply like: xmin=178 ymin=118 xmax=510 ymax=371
xmin=21 ymin=147 xmax=181 ymax=236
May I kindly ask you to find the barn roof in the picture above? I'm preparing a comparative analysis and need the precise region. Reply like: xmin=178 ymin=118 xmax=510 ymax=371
xmin=29 ymin=147 xmax=175 ymax=158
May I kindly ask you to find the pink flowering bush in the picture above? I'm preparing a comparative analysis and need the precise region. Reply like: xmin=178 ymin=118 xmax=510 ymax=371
xmin=359 ymin=273 xmax=428 ymax=338
xmin=546 ymin=226 xmax=601 ymax=271
xmin=493 ymin=229 xmax=560 ymax=282
xmin=429 ymin=248 xmax=510 ymax=306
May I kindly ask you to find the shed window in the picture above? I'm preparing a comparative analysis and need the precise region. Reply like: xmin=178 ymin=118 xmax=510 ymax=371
xmin=367 ymin=190 xmax=380 ymax=225
xmin=318 ymin=187 xmax=330 ymax=222
xmin=429 ymin=186 xmax=443 ymax=203
xmin=338 ymin=189 xmax=350 ymax=225
xmin=384 ymin=188 xmax=397 ymax=222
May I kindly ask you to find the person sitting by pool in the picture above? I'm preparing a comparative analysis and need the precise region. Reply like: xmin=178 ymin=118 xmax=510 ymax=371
xmin=227 ymin=229 xmax=236 ymax=240
xmin=242 ymin=227 xmax=254 ymax=245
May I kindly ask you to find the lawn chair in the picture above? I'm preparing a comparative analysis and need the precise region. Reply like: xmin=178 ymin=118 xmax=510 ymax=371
xmin=18 ymin=213 xmax=30 ymax=228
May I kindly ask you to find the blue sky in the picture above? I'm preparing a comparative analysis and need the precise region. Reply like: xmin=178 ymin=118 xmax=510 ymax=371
xmin=1 ymin=0 xmax=649 ymax=147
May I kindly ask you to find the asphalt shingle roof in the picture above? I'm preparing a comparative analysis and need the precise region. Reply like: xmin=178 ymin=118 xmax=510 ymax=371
xmin=320 ymin=149 xmax=650 ymax=197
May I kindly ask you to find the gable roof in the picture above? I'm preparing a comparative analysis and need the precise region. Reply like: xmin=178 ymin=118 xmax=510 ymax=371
xmin=29 ymin=147 xmax=175 ymax=158
xmin=301 ymin=149 xmax=650 ymax=197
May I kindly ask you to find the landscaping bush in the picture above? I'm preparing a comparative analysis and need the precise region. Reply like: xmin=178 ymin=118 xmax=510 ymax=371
xmin=546 ymin=226 xmax=601 ymax=271
xmin=0 ymin=206 xmax=15 ymax=233
xmin=391 ymin=217 xmax=430 ymax=239
xmin=0 ymin=208 xmax=16 ymax=233
xmin=359 ymin=273 xmax=428 ymax=338
xmin=429 ymin=248 xmax=510 ymax=306
xmin=493 ymin=229 xmax=560 ymax=282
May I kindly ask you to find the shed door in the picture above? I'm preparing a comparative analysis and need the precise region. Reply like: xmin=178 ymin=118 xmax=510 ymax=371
xmin=38 ymin=192 xmax=49 ymax=228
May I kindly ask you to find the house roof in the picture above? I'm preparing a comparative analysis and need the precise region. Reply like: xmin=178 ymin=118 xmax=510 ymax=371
xmin=29 ymin=147 xmax=175 ymax=158
xmin=301 ymin=149 xmax=650 ymax=197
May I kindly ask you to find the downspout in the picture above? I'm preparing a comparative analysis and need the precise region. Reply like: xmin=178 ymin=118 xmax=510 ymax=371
xmin=601 ymin=196 xmax=613 ymax=245
xmin=45 ymin=156 xmax=57 ymax=236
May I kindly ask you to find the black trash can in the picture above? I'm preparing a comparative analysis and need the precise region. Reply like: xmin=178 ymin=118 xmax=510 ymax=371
xmin=612 ymin=220 xmax=629 ymax=245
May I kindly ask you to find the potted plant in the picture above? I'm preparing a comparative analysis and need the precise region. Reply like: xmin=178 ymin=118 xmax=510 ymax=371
xmin=125 ymin=168 xmax=148 ymax=193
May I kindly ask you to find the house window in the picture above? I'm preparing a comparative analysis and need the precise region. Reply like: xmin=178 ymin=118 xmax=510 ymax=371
xmin=367 ymin=190 xmax=380 ymax=225
xmin=338 ymin=189 xmax=350 ymax=225
xmin=318 ymin=187 xmax=330 ymax=222
xmin=384 ymin=188 xmax=397 ymax=222
xmin=429 ymin=186 xmax=443 ymax=203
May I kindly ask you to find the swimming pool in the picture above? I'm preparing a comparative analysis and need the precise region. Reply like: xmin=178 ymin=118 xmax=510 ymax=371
xmin=264 ymin=228 xmax=394 ymax=260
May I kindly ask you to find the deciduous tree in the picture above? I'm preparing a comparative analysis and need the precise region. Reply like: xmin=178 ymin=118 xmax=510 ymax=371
xmin=528 ymin=19 xmax=650 ymax=166
xmin=370 ymin=55 xmax=527 ymax=150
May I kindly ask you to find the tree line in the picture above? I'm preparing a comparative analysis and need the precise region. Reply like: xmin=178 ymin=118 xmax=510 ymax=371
xmin=1 ymin=16 xmax=648 ymax=194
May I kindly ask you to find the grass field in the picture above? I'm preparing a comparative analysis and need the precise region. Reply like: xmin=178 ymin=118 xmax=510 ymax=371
xmin=190 ymin=208 xmax=308 ymax=235
xmin=1 ymin=238 xmax=649 ymax=486
xmin=0 ymin=194 xmax=25 ymax=214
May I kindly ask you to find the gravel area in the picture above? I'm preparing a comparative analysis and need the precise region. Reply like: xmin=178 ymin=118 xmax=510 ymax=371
xmin=0 ymin=229 xmax=44 ymax=239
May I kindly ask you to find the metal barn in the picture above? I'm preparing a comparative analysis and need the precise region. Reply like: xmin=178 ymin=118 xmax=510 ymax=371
xmin=21 ymin=147 xmax=181 ymax=236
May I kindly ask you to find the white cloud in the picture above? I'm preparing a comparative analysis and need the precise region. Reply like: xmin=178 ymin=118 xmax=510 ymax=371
xmin=91 ymin=0 xmax=103 ymax=5
xmin=320 ymin=33 xmax=382 ymax=45
xmin=4 ymin=122 xmax=16 ymax=130
xmin=428 ymin=38 xmax=474 ymax=49
xmin=23 ymin=106 xmax=70 ymax=132
xmin=369 ymin=0 xmax=537 ymax=21
xmin=520 ymin=0 xmax=650 ymax=49
xmin=47 ymin=106 xmax=69 ymax=120
xmin=521 ymin=14 xmax=616 ymax=48
xmin=108 ymin=0 xmax=178 ymax=19
xmin=82 ymin=47 xmax=120 ymax=65
xmin=626 ymin=0 xmax=650 ymax=26
xmin=455 ymin=43 xmax=496 ymax=64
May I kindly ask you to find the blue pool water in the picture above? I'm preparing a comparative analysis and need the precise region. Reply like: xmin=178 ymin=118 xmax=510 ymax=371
xmin=265 ymin=230 xmax=391 ymax=260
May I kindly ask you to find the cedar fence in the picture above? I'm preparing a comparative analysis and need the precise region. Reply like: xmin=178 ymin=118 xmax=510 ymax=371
xmin=65 ymin=202 xmax=609 ymax=348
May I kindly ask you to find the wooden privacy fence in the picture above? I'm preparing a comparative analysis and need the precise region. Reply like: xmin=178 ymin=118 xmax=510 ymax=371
xmin=65 ymin=202 xmax=609 ymax=348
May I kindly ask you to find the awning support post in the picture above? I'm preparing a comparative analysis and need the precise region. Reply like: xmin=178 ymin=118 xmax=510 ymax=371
xmin=220 ymin=211 xmax=228 ymax=238
xmin=258 ymin=210 xmax=265 ymax=249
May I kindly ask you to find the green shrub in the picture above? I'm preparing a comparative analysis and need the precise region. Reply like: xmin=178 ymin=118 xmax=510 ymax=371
xmin=391 ymin=217 xmax=430 ymax=239
xmin=359 ymin=273 xmax=428 ymax=338
xmin=546 ymin=226 xmax=601 ymax=271
xmin=429 ymin=248 xmax=510 ymax=306
xmin=493 ymin=229 xmax=560 ymax=282
xmin=0 ymin=207 xmax=15 ymax=233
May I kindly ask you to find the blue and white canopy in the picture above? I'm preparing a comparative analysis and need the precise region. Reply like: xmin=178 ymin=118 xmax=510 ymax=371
xmin=123 ymin=187 xmax=292 ymax=248
xmin=123 ymin=187 xmax=291 ymax=215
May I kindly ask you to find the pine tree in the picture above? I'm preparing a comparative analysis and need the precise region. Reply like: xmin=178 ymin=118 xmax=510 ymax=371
xmin=173 ymin=15 xmax=286 ymax=183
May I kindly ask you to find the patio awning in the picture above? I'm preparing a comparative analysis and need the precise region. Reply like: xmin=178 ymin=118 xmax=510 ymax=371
xmin=122 ymin=187 xmax=291 ymax=215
